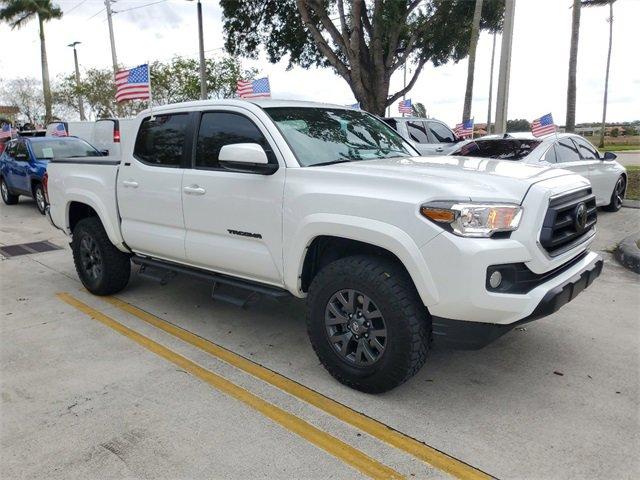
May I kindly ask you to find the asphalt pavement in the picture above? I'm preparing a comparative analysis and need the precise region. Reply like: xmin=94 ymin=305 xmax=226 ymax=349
xmin=1 ymin=197 xmax=639 ymax=479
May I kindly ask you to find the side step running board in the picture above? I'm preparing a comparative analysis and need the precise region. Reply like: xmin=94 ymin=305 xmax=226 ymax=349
xmin=131 ymin=256 xmax=291 ymax=307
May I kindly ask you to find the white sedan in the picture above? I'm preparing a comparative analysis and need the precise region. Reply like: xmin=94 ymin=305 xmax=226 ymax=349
xmin=450 ymin=132 xmax=627 ymax=211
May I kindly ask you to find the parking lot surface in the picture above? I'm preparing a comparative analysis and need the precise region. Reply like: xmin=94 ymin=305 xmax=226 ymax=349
xmin=1 ymin=198 xmax=639 ymax=479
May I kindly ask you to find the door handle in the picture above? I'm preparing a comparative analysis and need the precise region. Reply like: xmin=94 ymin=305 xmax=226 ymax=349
xmin=183 ymin=185 xmax=206 ymax=195
xmin=122 ymin=180 xmax=139 ymax=188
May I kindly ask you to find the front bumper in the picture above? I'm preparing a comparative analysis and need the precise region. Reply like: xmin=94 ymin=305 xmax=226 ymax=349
xmin=431 ymin=254 xmax=603 ymax=349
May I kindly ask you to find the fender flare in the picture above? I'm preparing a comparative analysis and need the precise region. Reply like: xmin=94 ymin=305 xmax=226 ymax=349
xmin=63 ymin=189 xmax=127 ymax=251
xmin=284 ymin=213 xmax=440 ymax=306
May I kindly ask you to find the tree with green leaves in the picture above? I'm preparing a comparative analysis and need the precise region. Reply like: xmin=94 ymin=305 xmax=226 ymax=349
xmin=412 ymin=102 xmax=427 ymax=117
xmin=221 ymin=0 xmax=504 ymax=115
xmin=54 ymin=56 xmax=257 ymax=120
xmin=0 ymin=0 xmax=62 ymax=124
xmin=506 ymin=118 xmax=530 ymax=132
xmin=0 ymin=77 xmax=45 ymax=124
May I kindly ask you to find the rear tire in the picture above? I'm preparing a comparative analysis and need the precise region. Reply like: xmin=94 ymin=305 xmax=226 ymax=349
xmin=603 ymin=175 xmax=626 ymax=212
xmin=306 ymin=255 xmax=430 ymax=393
xmin=33 ymin=183 xmax=47 ymax=215
xmin=1 ymin=178 xmax=19 ymax=205
xmin=71 ymin=217 xmax=131 ymax=295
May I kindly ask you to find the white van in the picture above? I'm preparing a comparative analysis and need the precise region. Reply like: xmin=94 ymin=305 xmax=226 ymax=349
xmin=92 ymin=118 xmax=135 ymax=158
xmin=46 ymin=121 xmax=95 ymax=143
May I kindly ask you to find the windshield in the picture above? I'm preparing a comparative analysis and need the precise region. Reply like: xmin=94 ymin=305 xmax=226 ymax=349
xmin=31 ymin=138 xmax=101 ymax=160
xmin=451 ymin=139 xmax=542 ymax=160
xmin=264 ymin=107 xmax=416 ymax=167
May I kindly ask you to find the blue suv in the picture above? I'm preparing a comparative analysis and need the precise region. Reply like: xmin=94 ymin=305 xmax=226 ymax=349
xmin=0 ymin=136 xmax=102 ymax=214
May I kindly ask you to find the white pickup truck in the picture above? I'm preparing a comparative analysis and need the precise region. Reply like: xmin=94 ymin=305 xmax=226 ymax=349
xmin=47 ymin=100 xmax=603 ymax=393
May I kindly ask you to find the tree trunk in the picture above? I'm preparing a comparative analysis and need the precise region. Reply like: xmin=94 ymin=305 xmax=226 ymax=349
xmin=598 ymin=1 xmax=613 ymax=149
xmin=38 ymin=14 xmax=53 ymax=124
xmin=463 ymin=0 xmax=484 ymax=122
xmin=565 ymin=0 xmax=581 ymax=133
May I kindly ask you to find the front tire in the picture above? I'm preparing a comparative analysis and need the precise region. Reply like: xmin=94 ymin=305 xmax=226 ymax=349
xmin=1 ymin=178 xmax=19 ymax=205
xmin=33 ymin=183 xmax=47 ymax=215
xmin=71 ymin=217 xmax=131 ymax=295
xmin=603 ymin=175 xmax=626 ymax=212
xmin=306 ymin=255 xmax=430 ymax=393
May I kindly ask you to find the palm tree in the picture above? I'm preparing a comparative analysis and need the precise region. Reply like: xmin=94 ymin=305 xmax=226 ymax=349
xmin=565 ymin=0 xmax=581 ymax=133
xmin=462 ymin=0 xmax=484 ymax=122
xmin=582 ymin=0 xmax=616 ymax=148
xmin=0 ymin=1 xmax=62 ymax=124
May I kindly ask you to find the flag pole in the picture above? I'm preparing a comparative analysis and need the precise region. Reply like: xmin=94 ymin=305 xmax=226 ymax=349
xmin=147 ymin=62 xmax=154 ymax=120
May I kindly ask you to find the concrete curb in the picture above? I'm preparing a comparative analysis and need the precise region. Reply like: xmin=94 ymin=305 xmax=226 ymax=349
xmin=615 ymin=232 xmax=640 ymax=274
xmin=623 ymin=199 xmax=640 ymax=209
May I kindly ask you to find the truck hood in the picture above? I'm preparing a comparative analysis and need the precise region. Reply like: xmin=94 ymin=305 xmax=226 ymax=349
xmin=325 ymin=155 xmax=577 ymax=203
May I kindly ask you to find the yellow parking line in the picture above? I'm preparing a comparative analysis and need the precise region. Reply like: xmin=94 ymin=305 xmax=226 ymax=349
xmin=57 ymin=292 xmax=403 ymax=480
xmin=102 ymin=295 xmax=493 ymax=480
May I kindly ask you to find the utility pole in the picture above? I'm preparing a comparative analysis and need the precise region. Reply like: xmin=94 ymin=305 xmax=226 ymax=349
xmin=486 ymin=32 xmax=497 ymax=134
xmin=197 ymin=0 xmax=207 ymax=99
xmin=68 ymin=42 xmax=86 ymax=121
xmin=105 ymin=0 xmax=118 ymax=75
xmin=494 ymin=0 xmax=516 ymax=135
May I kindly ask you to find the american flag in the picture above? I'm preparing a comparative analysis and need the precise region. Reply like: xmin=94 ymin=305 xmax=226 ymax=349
xmin=115 ymin=64 xmax=150 ymax=103
xmin=0 ymin=123 xmax=11 ymax=139
xmin=51 ymin=123 xmax=68 ymax=137
xmin=453 ymin=119 xmax=474 ymax=138
xmin=236 ymin=77 xmax=271 ymax=98
xmin=398 ymin=99 xmax=412 ymax=114
xmin=531 ymin=113 xmax=557 ymax=137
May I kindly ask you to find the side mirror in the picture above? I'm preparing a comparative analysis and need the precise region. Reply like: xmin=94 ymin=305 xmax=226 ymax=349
xmin=100 ymin=149 xmax=109 ymax=156
xmin=602 ymin=151 xmax=617 ymax=161
xmin=218 ymin=143 xmax=278 ymax=175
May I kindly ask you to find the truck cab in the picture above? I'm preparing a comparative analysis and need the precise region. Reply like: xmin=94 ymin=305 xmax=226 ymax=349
xmin=382 ymin=116 xmax=461 ymax=155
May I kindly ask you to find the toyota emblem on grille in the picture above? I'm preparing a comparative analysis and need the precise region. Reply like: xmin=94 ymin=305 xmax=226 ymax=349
xmin=574 ymin=202 xmax=588 ymax=231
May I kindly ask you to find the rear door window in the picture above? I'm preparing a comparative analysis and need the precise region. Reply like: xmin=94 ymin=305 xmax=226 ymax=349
xmin=406 ymin=121 xmax=430 ymax=143
xmin=195 ymin=112 xmax=275 ymax=169
xmin=14 ymin=141 xmax=29 ymax=160
xmin=134 ymin=114 xmax=189 ymax=167
xmin=573 ymin=137 xmax=599 ymax=160
xmin=427 ymin=122 xmax=456 ymax=143
xmin=555 ymin=139 xmax=582 ymax=163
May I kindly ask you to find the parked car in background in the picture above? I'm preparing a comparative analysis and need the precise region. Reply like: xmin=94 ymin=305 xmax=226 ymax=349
xmin=47 ymin=99 xmax=603 ymax=393
xmin=0 ymin=136 xmax=102 ymax=214
xmin=46 ymin=121 xmax=95 ymax=142
xmin=450 ymin=132 xmax=627 ymax=211
xmin=382 ymin=117 xmax=461 ymax=155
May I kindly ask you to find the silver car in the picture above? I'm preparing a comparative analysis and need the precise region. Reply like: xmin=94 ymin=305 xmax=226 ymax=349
xmin=382 ymin=117 xmax=461 ymax=156
xmin=450 ymin=132 xmax=627 ymax=211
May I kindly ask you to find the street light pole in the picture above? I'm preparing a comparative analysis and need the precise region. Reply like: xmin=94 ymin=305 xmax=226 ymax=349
xmin=486 ymin=32 xmax=497 ymax=134
xmin=494 ymin=0 xmax=516 ymax=135
xmin=68 ymin=42 xmax=86 ymax=121
xmin=197 ymin=0 xmax=207 ymax=99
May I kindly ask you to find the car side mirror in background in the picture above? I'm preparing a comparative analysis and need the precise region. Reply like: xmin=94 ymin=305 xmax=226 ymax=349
xmin=218 ymin=143 xmax=278 ymax=175
xmin=602 ymin=151 xmax=617 ymax=161
xmin=100 ymin=149 xmax=109 ymax=156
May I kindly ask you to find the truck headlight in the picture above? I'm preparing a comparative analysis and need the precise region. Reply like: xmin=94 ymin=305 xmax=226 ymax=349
xmin=420 ymin=202 xmax=523 ymax=238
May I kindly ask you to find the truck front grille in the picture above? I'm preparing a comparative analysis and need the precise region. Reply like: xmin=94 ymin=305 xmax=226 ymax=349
xmin=540 ymin=187 xmax=597 ymax=257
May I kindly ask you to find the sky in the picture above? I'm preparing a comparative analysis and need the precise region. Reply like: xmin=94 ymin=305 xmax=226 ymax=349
xmin=0 ymin=0 xmax=638 ymax=126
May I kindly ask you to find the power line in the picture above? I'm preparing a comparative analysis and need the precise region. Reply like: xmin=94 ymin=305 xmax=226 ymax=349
xmin=114 ymin=0 xmax=168 ymax=14
xmin=65 ymin=0 xmax=90 ymax=14
xmin=86 ymin=7 xmax=105 ymax=20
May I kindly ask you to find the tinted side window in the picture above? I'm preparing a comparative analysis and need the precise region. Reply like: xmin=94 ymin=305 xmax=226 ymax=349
xmin=4 ymin=141 xmax=16 ymax=156
xmin=14 ymin=141 xmax=29 ymax=159
xmin=542 ymin=145 xmax=557 ymax=163
xmin=407 ymin=121 xmax=430 ymax=143
xmin=555 ymin=139 xmax=581 ymax=163
xmin=382 ymin=118 xmax=398 ymax=130
xmin=573 ymin=137 xmax=599 ymax=160
xmin=195 ymin=112 xmax=274 ymax=169
xmin=427 ymin=122 xmax=456 ymax=143
xmin=134 ymin=114 xmax=189 ymax=167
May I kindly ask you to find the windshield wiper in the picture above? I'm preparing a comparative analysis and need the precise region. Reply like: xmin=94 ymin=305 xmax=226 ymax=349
xmin=308 ymin=159 xmax=354 ymax=167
